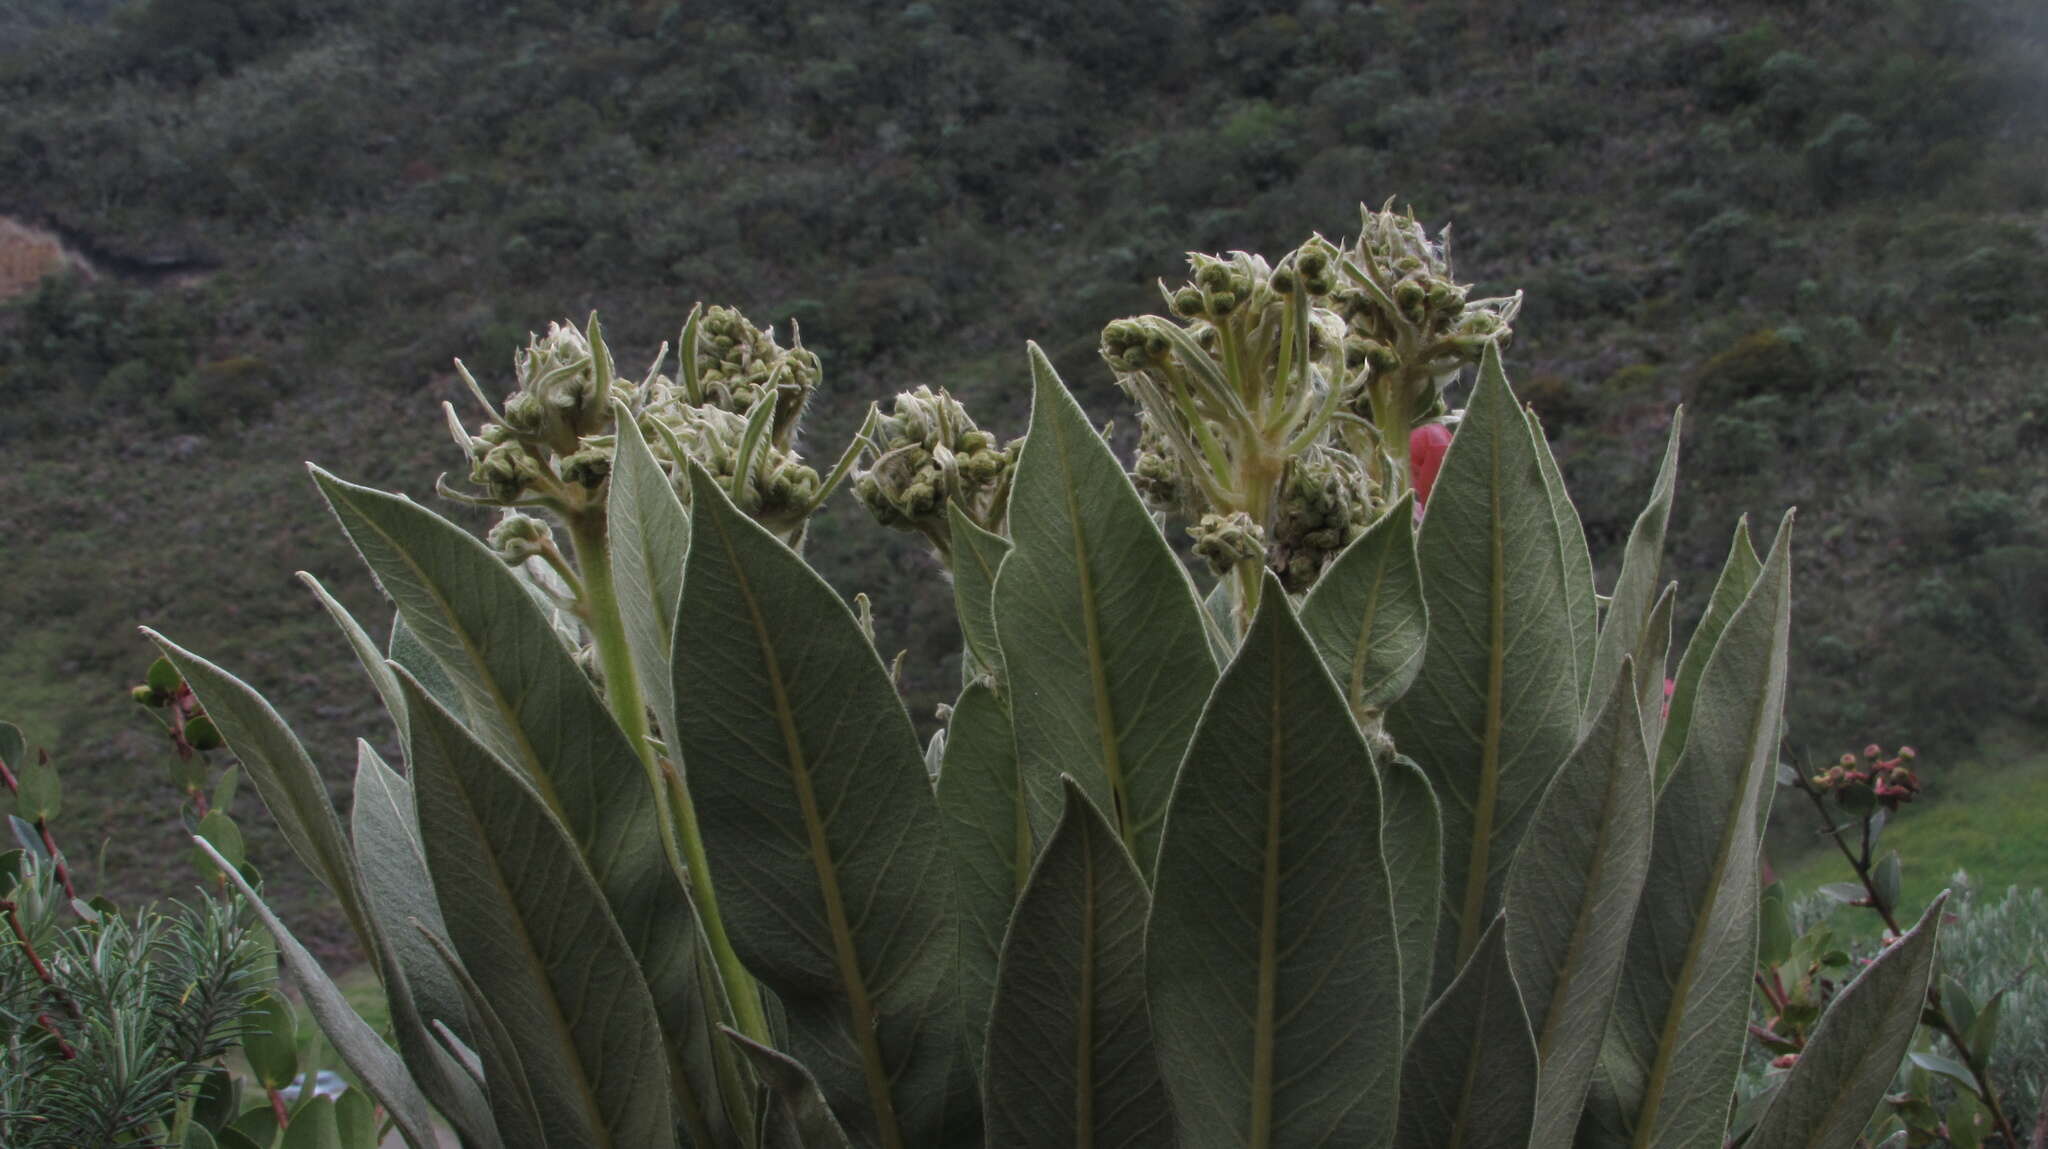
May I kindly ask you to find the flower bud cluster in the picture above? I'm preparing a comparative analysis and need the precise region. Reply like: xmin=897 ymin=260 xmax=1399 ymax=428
xmin=1189 ymin=511 xmax=1265 ymax=577
xmin=1338 ymin=202 xmax=1522 ymax=430
xmin=853 ymin=386 xmax=1016 ymax=550
xmin=447 ymin=306 xmax=829 ymax=540
xmin=689 ymin=305 xmax=822 ymax=447
xmin=1809 ymin=743 xmax=1922 ymax=811
xmin=1268 ymin=448 xmax=1378 ymax=593
xmin=487 ymin=513 xmax=555 ymax=566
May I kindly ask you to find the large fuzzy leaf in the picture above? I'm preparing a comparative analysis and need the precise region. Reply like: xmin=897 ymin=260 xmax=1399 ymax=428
xmin=1747 ymin=894 xmax=1945 ymax=1149
xmin=1654 ymin=520 xmax=1761 ymax=788
xmin=1588 ymin=414 xmax=1681 ymax=734
xmin=935 ymin=682 xmax=1027 ymax=1074
xmin=1504 ymin=663 xmax=1654 ymax=1149
xmin=672 ymin=464 xmax=969 ymax=1148
xmin=948 ymin=503 xmax=1011 ymax=684
xmin=1301 ymin=491 xmax=1428 ymax=721
xmin=1394 ymin=915 xmax=1538 ymax=1149
xmin=608 ymin=399 xmax=691 ymax=730
xmin=726 ymin=1031 xmax=856 ymax=1149
xmin=349 ymin=742 xmax=497 ymax=1147
xmin=193 ymin=838 xmax=441 ymax=1149
xmin=1382 ymin=755 xmax=1443 ymax=1037
xmin=397 ymin=668 xmax=676 ymax=1149
xmin=1634 ymin=585 xmax=1677 ymax=755
xmin=309 ymin=467 xmax=721 ymax=1128
xmin=1594 ymin=511 xmax=1794 ymax=1149
xmin=299 ymin=572 xmax=409 ymax=740
xmin=1148 ymin=575 xmax=1402 ymax=1149
xmin=986 ymin=778 xmax=1170 ymax=1149
xmin=1528 ymin=405 xmax=1598 ymax=708
xmin=1386 ymin=344 xmax=1583 ymax=986
xmin=993 ymin=343 xmax=1217 ymax=877
xmin=145 ymin=631 xmax=373 ymax=949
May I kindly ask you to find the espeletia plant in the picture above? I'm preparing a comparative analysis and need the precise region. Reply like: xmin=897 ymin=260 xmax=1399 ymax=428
xmin=146 ymin=202 xmax=1953 ymax=1149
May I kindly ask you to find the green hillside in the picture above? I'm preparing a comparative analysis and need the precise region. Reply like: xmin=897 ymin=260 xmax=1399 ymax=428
xmin=2 ymin=0 xmax=2044 ymax=942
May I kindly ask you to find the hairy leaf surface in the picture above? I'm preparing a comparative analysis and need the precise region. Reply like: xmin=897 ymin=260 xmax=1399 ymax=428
xmin=994 ymin=343 xmax=1216 ymax=877
xmin=1148 ymin=576 xmax=1401 ymax=1149
xmin=1655 ymin=522 xmax=1761 ymax=789
xmin=936 ymin=682 xmax=1026 ymax=1073
xmin=1394 ymin=916 xmax=1538 ymax=1149
xmin=608 ymin=399 xmax=691 ymax=733
xmin=1301 ymin=491 xmax=1427 ymax=721
xmin=1588 ymin=414 xmax=1680 ymax=734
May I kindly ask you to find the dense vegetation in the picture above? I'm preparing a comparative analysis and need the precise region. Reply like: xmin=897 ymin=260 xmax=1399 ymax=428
xmin=2 ymin=0 xmax=2044 ymax=933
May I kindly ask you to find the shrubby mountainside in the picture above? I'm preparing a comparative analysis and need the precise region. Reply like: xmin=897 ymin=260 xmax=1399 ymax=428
xmin=1 ymin=0 xmax=2043 ymax=942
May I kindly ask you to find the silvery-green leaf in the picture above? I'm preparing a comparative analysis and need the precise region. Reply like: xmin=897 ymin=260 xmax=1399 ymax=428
xmin=1747 ymin=893 xmax=1945 ymax=1149
xmin=1301 ymin=492 xmax=1428 ymax=721
xmin=609 ymin=398 xmax=690 ymax=731
xmin=994 ymin=344 xmax=1217 ymax=878
xmin=349 ymin=742 xmax=497 ymax=1148
xmin=1505 ymin=662 xmax=1654 ymax=1149
xmin=193 ymin=837 xmax=440 ymax=1149
xmin=309 ymin=468 xmax=721 ymax=1133
xmin=1383 ymin=755 xmax=1443 ymax=1036
xmin=1528 ymin=405 xmax=1598 ymax=708
xmin=673 ymin=464 xmax=971 ymax=1148
xmin=1394 ymin=915 xmax=1538 ymax=1149
xmin=415 ymin=920 xmax=548 ymax=1149
xmin=1634 ymin=585 xmax=1677 ymax=754
xmin=725 ymin=1030 xmax=855 ymax=1149
xmin=1387 ymin=344 xmax=1582 ymax=987
xmin=1148 ymin=575 xmax=1401 ymax=1148
xmin=1595 ymin=511 xmax=1794 ymax=1149
xmin=146 ymin=630 xmax=374 ymax=950
xmin=1655 ymin=521 xmax=1761 ymax=789
xmin=986 ymin=778 xmax=1171 ymax=1149
xmin=389 ymin=610 xmax=460 ymax=718
xmin=1588 ymin=414 xmax=1681 ymax=735
xmin=396 ymin=668 xmax=677 ymax=1149
xmin=948 ymin=503 xmax=1010 ymax=685
xmin=936 ymin=682 xmax=1026 ymax=1075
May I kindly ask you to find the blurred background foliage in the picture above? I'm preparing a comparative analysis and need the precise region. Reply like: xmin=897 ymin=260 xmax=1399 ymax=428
xmin=1 ymin=0 xmax=2043 ymax=953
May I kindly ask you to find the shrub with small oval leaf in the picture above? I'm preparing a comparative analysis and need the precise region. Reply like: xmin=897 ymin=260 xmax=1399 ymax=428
xmin=158 ymin=207 xmax=1953 ymax=1149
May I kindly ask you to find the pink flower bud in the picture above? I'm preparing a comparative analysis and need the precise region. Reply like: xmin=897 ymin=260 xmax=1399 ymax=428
xmin=1771 ymin=1053 xmax=1799 ymax=1069
xmin=1409 ymin=422 xmax=1453 ymax=510
xmin=1864 ymin=743 xmax=1882 ymax=758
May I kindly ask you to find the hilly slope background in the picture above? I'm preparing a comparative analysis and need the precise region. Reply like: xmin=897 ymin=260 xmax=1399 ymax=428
xmin=2 ymin=0 xmax=2044 ymax=947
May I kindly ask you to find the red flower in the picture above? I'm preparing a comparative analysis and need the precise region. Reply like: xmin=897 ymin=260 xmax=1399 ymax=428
xmin=1410 ymin=422 xmax=1453 ymax=511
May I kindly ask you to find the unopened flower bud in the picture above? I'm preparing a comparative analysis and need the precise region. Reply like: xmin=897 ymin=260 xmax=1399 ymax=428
xmin=560 ymin=447 xmax=612 ymax=490
xmin=1189 ymin=511 xmax=1265 ymax=577
xmin=487 ymin=513 xmax=554 ymax=565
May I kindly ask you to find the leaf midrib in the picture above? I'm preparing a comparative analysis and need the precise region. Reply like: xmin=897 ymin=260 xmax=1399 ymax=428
xmin=1249 ymin=623 xmax=1285 ymax=1149
xmin=1458 ymin=425 xmax=1509 ymax=964
xmin=708 ymin=506 xmax=907 ymax=1149
xmin=1052 ymin=408 xmax=1138 ymax=862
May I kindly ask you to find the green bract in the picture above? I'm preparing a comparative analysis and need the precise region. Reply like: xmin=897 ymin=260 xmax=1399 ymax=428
xmin=157 ymin=210 xmax=1944 ymax=1149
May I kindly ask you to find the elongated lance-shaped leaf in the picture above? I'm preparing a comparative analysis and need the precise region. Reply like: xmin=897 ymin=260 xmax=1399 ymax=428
xmin=1747 ymin=893 xmax=1947 ymax=1149
xmin=1148 ymin=573 xmax=1402 ymax=1149
xmin=145 ymin=630 xmax=375 ymax=953
xmin=192 ymin=838 xmax=441 ymax=1149
xmin=986 ymin=778 xmax=1171 ymax=1149
xmin=936 ymin=682 xmax=1027 ymax=1075
xmin=1528 ymin=405 xmax=1598 ymax=708
xmin=1301 ymin=492 xmax=1428 ymax=722
xmin=948 ymin=502 xmax=1011 ymax=685
xmin=395 ymin=667 xmax=677 ymax=1149
xmin=389 ymin=609 xmax=460 ymax=717
xmin=725 ymin=1030 xmax=856 ymax=1149
xmin=415 ymin=922 xmax=549 ymax=1149
xmin=350 ymin=742 xmax=498 ymax=1149
xmin=1588 ymin=413 xmax=1681 ymax=734
xmin=1654 ymin=521 xmax=1761 ymax=789
xmin=1595 ymin=511 xmax=1794 ymax=1149
xmin=298 ymin=572 xmax=409 ymax=740
xmin=1383 ymin=755 xmax=1443 ymax=1037
xmin=609 ymin=398 xmax=691 ymax=731
xmin=1386 ymin=344 xmax=1583 ymax=987
xmin=1634 ymin=585 xmax=1677 ymax=756
xmin=994 ymin=343 xmax=1217 ymax=877
xmin=673 ymin=464 xmax=971 ymax=1149
xmin=1504 ymin=661 xmax=1654 ymax=1149
xmin=1394 ymin=915 xmax=1539 ymax=1149
xmin=309 ymin=467 xmax=722 ymax=1127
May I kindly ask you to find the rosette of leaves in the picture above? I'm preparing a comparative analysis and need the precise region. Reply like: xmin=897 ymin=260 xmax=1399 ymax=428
xmin=155 ymin=210 xmax=1940 ymax=1149
xmin=852 ymin=385 xmax=1016 ymax=559
xmin=1334 ymin=201 xmax=1524 ymax=489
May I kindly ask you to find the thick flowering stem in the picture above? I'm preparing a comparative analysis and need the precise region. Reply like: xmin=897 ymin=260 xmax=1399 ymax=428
xmin=566 ymin=511 xmax=772 ymax=1045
